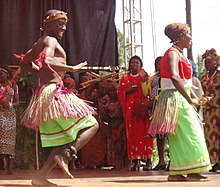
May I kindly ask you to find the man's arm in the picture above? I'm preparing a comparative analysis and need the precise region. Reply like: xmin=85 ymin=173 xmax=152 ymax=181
xmin=44 ymin=57 xmax=87 ymax=72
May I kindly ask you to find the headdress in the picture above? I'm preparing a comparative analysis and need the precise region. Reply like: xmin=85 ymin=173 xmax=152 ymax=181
xmin=164 ymin=23 xmax=190 ymax=43
xmin=41 ymin=10 xmax=68 ymax=30
xmin=202 ymin=48 xmax=220 ymax=65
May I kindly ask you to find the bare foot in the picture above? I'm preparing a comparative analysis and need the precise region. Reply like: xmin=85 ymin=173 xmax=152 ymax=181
xmin=168 ymin=175 xmax=186 ymax=182
xmin=31 ymin=179 xmax=57 ymax=186
xmin=186 ymin=173 xmax=210 ymax=182
xmin=54 ymin=154 xmax=74 ymax=179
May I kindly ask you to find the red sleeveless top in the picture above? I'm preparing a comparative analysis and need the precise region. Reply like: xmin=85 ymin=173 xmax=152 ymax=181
xmin=160 ymin=47 xmax=192 ymax=79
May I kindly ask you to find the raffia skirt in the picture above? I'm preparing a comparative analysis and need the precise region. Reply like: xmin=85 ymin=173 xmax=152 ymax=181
xmin=21 ymin=83 xmax=97 ymax=147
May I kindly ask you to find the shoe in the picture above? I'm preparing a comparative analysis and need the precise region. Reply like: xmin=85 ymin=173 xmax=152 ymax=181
xmin=153 ymin=163 xmax=167 ymax=171
xmin=143 ymin=159 xmax=152 ymax=171
xmin=130 ymin=160 xmax=141 ymax=171
xmin=209 ymin=163 xmax=220 ymax=172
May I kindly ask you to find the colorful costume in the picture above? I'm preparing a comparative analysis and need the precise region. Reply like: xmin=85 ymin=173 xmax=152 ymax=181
xmin=118 ymin=74 xmax=153 ymax=160
xmin=149 ymin=47 xmax=211 ymax=175
xmin=21 ymin=83 xmax=97 ymax=147
xmin=0 ymin=85 xmax=17 ymax=157
xmin=201 ymin=70 xmax=220 ymax=165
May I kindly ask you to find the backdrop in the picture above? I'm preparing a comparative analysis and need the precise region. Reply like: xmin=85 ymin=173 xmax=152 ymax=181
xmin=0 ymin=0 xmax=118 ymax=67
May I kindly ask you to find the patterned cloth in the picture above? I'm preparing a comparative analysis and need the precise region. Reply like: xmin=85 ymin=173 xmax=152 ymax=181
xmin=0 ymin=85 xmax=16 ymax=156
xmin=201 ymin=70 xmax=220 ymax=164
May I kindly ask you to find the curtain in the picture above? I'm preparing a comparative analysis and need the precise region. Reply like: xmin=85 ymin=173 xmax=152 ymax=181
xmin=0 ymin=0 xmax=118 ymax=67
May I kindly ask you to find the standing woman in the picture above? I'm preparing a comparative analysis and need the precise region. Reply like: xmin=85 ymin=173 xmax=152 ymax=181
xmin=118 ymin=55 xmax=154 ymax=171
xmin=0 ymin=64 xmax=19 ymax=174
xmin=148 ymin=23 xmax=211 ymax=181
xmin=201 ymin=48 xmax=220 ymax=172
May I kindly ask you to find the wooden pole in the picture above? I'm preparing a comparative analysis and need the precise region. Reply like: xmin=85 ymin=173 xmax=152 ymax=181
xmin=36 ymin=129 xmax=39 ymax=170
xmin=186 ymin=0 xmax=193 ymax=61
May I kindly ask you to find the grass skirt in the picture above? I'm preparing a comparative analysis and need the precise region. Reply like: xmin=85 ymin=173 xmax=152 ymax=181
xmin=149 ymin=89 xmax=179 ymax=135
xmin=21 ymin=84 xmax=96 ymax=129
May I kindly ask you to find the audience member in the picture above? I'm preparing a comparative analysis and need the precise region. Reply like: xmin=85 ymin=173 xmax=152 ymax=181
xmin=201 ymin=48 xmax=220 ymax=172
xmin=0 ymin=64 xmax=19 ymax=174
xmin=118 ymin=55 xmax=154 ymax=171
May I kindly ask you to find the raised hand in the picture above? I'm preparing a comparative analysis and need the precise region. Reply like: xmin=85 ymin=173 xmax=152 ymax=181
xmin=72 ymin=61 xmax=87 ymax=72
xmin=139 ymin=69 xmax=149 ymax=82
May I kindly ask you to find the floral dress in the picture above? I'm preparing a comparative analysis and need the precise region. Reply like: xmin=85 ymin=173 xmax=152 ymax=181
xmin=201 ymin=70 xmax=220 ymax=165
xmin=0 ymin=85 xmax=17 ymax=157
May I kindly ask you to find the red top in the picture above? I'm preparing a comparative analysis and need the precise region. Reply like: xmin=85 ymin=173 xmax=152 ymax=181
xmin=160 ymin=47 xmax=192 ymax=79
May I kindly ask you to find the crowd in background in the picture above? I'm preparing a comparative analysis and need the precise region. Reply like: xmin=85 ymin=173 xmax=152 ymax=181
xmin=0 ymin=31 xmax=220 ymax=182
xmin=1 ymin=47 xmax=219 ymax=175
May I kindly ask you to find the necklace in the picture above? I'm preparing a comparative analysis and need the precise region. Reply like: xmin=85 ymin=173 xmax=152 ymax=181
xmin=207 ymin=70 xmax=217 ymax=80
xmin=172 ymin=45 xmax=183 ymax=53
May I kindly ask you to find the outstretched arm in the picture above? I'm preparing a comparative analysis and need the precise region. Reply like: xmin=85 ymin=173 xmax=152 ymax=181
xmin=44 ymin=57 xmax=87 ymax=72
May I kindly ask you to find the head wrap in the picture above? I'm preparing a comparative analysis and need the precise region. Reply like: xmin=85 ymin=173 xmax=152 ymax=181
xmin=202 ymin=48 xmax=220 ymax=65
xmin=164 ymin=23 xmax=190 ymax=43
xmin=41 ymin=10 xmax=68 ymax=30
xmin=64 ymin=77 xmax=75 ymax=87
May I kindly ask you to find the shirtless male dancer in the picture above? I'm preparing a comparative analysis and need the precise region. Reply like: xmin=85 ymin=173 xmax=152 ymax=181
xmin=16 ymin=9 xmax=99 ymax=186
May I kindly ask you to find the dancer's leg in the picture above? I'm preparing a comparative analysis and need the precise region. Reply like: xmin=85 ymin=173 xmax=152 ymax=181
xmin=54 ymin=122 xmax=99 ymax=177
xmin=32 ymin=146 xmax=64 ymax=186
xmin=153 ymin=138 xmax=166 ymax=170
xmin=71 ymin=122 xmax=99 ymax=151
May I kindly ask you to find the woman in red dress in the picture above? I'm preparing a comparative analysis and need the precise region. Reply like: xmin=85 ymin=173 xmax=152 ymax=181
xmin=118 ymin=55 xmax=154 ymax=171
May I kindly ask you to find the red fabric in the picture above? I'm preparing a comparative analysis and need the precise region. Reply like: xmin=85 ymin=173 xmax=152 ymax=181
xmin=160 ymin=47 xmax=192 ymax=79
xmin=118 ymin=74 xmax=153 ymax=160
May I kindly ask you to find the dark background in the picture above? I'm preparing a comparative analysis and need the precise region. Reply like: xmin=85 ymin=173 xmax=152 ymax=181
xmin=0 ymin=0 xmax=118 ymax=68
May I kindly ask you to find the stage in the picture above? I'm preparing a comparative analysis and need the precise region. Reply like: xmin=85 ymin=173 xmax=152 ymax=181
xmin=0 ymin=168 xmax=219 ymax=187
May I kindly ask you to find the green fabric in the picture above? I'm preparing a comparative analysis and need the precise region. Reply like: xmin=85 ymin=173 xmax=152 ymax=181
xmin=168 ymin=91 xmax=211 ymax=175
xmin=40 ymin=114 xmax=97 ymax=147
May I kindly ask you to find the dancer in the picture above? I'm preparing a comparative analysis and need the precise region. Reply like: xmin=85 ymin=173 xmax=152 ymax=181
xmin=149 ymin=23 xmax=211 ymax=181
xmin=15 ymin=9 xmax=99 ymax=186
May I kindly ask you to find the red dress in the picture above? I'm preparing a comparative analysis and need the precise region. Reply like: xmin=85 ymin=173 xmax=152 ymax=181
xmin=118 ymin=74 xmax=153 ymax=160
